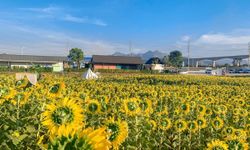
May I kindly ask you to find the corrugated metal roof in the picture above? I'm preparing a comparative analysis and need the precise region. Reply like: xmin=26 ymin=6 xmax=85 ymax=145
xmin=92 ymin=55 xmax=143 ymax=65
xmin=0 ymin=54 xmax=67 ymax=63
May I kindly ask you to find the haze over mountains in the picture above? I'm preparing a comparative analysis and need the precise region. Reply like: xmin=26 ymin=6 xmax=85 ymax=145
xmin=112 ymin=50 xmax=167 ymax=61
xmin=112 ymin=50 xmax=249 ymax=65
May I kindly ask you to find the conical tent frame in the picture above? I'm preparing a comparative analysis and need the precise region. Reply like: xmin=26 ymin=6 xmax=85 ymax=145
xmin=82 ymin=68 xmax=98 ymax=79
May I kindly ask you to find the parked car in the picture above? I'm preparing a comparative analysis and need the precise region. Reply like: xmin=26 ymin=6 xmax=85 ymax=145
xmin=205 ymin=68 xmax=212 ymax=74
xmin=228 ymin=69 xmax=236 ymax=73
xmin=243 ymin=68 xmax=250 ymax=73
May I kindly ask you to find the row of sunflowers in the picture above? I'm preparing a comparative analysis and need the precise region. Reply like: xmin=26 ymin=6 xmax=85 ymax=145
xmin=0 ymin=73 xmax=249 ymax=149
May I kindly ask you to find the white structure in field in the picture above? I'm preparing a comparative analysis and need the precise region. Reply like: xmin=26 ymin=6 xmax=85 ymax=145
xmin=151 ymin=64 xmax=164 ymax=72
xmin=16 ymin=73 xmax=38 ymax=85
xmin=52 ymin=62 xmax=64 ymax=72
xmin=83 ymin=68 xmax=98 ymax=79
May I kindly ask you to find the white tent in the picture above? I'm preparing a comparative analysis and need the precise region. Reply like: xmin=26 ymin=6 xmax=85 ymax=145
xmin=82 ymin=68 xmax=98 ymax=79
xmin=16 ymin=73 xmax=38 ymax=85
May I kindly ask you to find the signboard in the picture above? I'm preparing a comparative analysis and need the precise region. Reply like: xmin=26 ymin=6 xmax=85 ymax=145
xmin=52 ymin=63 xmax=64 ymax=72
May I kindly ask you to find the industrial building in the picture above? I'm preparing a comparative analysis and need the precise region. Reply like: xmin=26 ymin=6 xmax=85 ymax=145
xmin=91 ymin=55 xmax=143 ymax=70
xmin=0 ymin=53 xmax=68 ymax=68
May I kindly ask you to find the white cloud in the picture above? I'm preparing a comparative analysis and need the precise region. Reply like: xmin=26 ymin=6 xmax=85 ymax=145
xmin=20 ymin=6 xmax=107 ymax=26
xmin=0 ymin=24 xmax=140 ymax=56
xmin=181 ymin=35 xmax=191 ymax=42
xmin=176 ymin=30 xmax=250 ymax=57
xmin=20 ymin=6 xmax=62 ymax=14
xmin=62 ymin=14 xmax=107 ymax=26
xmin=196 ymin=33 xmax=250 ymax=45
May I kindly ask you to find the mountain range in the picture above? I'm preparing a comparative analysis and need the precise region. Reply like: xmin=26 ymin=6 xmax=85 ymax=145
xmin=112 ymin=50 xmax=167 ymax=61
xmin=112 ymin=50 xmax=249 ymax=65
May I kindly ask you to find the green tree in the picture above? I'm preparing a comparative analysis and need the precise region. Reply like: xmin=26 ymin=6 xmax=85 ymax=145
xmin=162 ymin=55 xmax=171 ymax=67
xmin=146 ymin=57 xmax=161 ymax=64
xmin=169 ymin=50 xmax=183 ymax=68
xmin=68 ymin=48 xmax=84 ymax=69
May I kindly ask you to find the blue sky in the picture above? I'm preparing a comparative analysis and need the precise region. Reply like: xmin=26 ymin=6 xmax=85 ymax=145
xmin=0 ymin=0 xmax=250 ymax=57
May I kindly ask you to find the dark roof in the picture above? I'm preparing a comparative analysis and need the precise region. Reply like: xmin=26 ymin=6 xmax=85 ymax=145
xmin=92 ymin=55 xmax=143 ymax=65
xmin=0 ymin=54 xmax=67 ymax=63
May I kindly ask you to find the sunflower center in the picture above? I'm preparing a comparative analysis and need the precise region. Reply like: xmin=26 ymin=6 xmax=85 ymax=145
xmin=177 ymin=122 xmax=184 ymax=128
xmin=197 ymin=120 xmax=204 ymax=125
xmin=198 ymin=106 xmax=204 ymax=112
xmin=127 ymin=102 xmax=137 ymax=111
xmin=88 ymin=103 xmax=98 ymax=112
xmin=188 ymin=123 xmax=196 ymax=129
xmin=51 ymin=107 xmax=74 ymax=125
xmin=226 ymin=128 xmax=233 ymax=134
xmin=161 ymin=120 xmax=169 ymax=127
xmin=49 ymin=84 xmax=60 ymax=94
xmin=181 ymin=104 xmax=187 ymax=110
xmin=108 ymin=123 xmax=119 ymax=142
xmin=214 ymin=120 xmax=220 ymax=126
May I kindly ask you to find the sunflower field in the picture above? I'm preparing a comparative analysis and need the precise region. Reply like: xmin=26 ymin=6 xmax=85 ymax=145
xmin=0 ymin=73 xmax=249 ymax=150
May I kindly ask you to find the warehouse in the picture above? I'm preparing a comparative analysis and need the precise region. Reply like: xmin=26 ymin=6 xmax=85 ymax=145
xmin=0 ymin=53 xmax=68 ymax=68
xmin=91 ymin=55 xmax=143 ymax=70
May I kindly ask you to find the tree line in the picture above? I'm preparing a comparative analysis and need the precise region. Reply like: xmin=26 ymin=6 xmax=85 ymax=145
xmin=67 ymin=48 xmax=184 ymax=69
xmin=148 ymin=50 xmax=183 ymax=68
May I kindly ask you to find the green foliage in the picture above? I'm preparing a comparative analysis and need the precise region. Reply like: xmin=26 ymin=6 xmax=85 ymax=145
xmin=68 ymin=48 xmax=84 ymax=69
xmin=162 ymin=55 xmax=171 ymax=66
xmin=146 ymin=57 xmax=162 ymax=64
xmin=169 ymin=50 xmax=183 ymax=68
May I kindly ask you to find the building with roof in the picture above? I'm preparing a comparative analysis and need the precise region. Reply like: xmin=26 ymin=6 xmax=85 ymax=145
xmin=0 ymin=53 xmax=68 ymax=68
xmin=91 ymin=55 xmax=143 ymax=70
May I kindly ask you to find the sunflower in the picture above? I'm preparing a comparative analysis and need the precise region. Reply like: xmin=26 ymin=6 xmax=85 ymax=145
xmin=123 ymin=98 xmax=140 ymax=116
xmin=212 ymin=117 xmax=224 ymax=130
xmin=206 ymin=139 xmax=228 ymax=150
xmin=138 ymin=99 xmax=153 ymax=116
xmin=42 ymin=98 xmax=84 ymax=138
xmin=180 ymin=103 xmax=190 ymax=114
xmin=159 ymin=118 xmax=172 ymax=131
xmin=10 ymin=91 xmax=30 ymax=106
xmin=232 ymin=129 xmax=247 ymax=141
xmin=0 ymin=87 xmax=16 ymax=104
xmin=49 ymin=127 xmax=111 ymax=150
xmin=187 ymin=121 xmax=198 ymax=133
xmin=86 ymin=100 xmax=101 ymax=114
xmin=219 ymin=105 xmax=228 ymax=115
xmin=197 ymin=104 xmax=206 ymax=116
xmin=236 ymin=99 xmax=245 ymax=107
xmin=174 ymin=119 xmax=187 ymax=132
xmin=16 ymin=77 xmax=30 ymax=89
xmin=213 ymin=105 xmax=222 ymax=115
xmin=48 ymin=82 xmax=65 ymax=98
xmin=147 ymin=119 xmax=157 ymax=131
xmin=222 ymin=127 xmax=234 ymax=138
xmin=196 ymin=117 xmax=207 ymax=129
xmin=226 ymin=139 xmax=248 ymax=150
xmin=239 ymin=109 xmax=248 ymax=117
xmin=79 ymin=127 xmax=111 ymax=150
xmin=204 ymin=108 xmax=213 ymax=116
xmin=106 ymin=118 xmax=128 ymax=149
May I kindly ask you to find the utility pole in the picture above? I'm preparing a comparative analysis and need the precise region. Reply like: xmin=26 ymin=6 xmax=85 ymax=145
xmin=187 ymin=39 xmax=190 ymax=71
xmin=129 ymin=41 xmax=132 ymax=56
xmin=21 ymin=46 xmax=24 ymax=55
xmin=248 ymin=42 xmax=250 ymax=67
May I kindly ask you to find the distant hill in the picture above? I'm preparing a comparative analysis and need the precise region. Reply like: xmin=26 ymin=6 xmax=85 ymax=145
xmin=112 ymin=50 xmax=167 ymax=62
